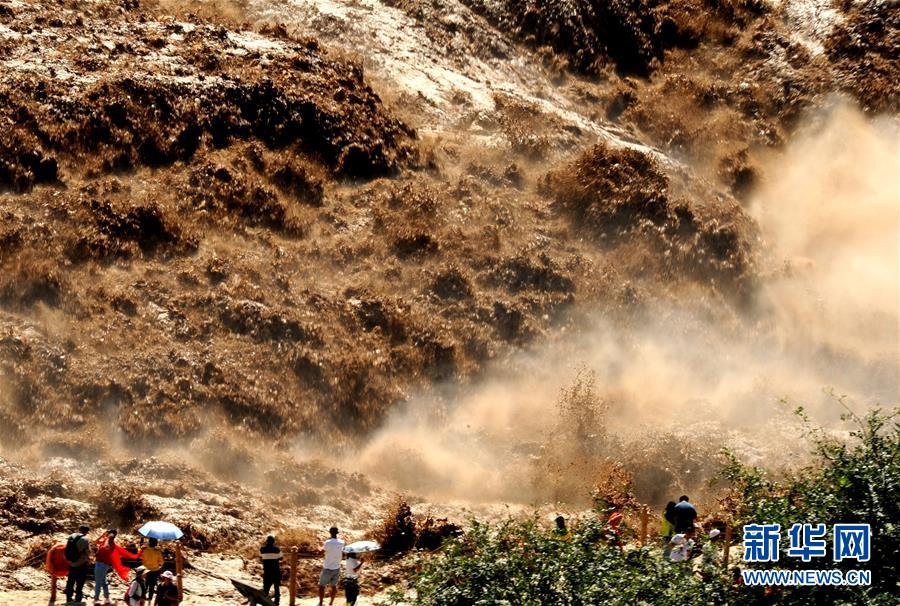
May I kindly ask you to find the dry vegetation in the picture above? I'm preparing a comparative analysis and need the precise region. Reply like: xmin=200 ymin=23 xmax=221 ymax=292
xmin=528 ymin=369 xmax=723 ymax=509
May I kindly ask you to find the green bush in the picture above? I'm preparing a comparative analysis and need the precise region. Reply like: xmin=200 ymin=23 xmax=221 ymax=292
xmin=383 ymin=515 xmax=738 ymax=605
xmin=721 ymin=405 xmax=899 ymax=604
xmin=384 ymin=406 xmax=898 ymax=605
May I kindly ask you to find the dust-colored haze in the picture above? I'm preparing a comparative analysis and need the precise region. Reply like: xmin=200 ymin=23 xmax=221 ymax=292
xmin=355 ymin=103 xmax=900 ymax=505
xmin=754 ymin=102 xmax=900 ymax=368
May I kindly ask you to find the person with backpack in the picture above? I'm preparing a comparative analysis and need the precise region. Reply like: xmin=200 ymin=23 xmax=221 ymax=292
xmin=260 ymin=535 xmax=283 ymax=605
xmin=64 ymin=524 xmax=91 ymax=605
xmin=126 ymin=566 xmax=148 ymax=606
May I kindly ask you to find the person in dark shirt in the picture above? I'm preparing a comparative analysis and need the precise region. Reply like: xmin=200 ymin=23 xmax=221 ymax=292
xmin=65 ymin=524 xmax=91 ymax=604
xmin=154 ymin=571 xmax=181 ymax=606
xmin=260 ymin=535 xmax=284 ymax=604
xmin=673 ymin=495 xmax=697 ymax=533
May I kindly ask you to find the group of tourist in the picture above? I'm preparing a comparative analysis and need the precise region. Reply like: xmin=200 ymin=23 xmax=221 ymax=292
xmin=55 ymin=524 xmax=365 ymax=606
xmin=56 ymin=499 xmax=714 ymax=605
xmin=660 ymin=495 xmax=723 ymax=563
xmin=552 ymin=495 xmax=722 ymax=566
xmin=56 ymin=524 xmax=180 ymax=606
xmin=256 ymin=526 xmax=366 ymax=606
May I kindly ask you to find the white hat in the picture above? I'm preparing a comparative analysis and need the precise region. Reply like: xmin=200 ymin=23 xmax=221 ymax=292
xmin=160 ymin=571 xmax=175 ymax=580
xmin=709 ymin=529 xmax=721 ymax=539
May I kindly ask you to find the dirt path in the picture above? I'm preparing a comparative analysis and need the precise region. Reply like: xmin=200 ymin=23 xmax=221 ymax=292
xmin=0 ymin=582 xmax=392 ymax=606
xmin=0 ymin=591 xmax=388 ymax=605
xmin=2 ymin=553 xmax=393 ymax=606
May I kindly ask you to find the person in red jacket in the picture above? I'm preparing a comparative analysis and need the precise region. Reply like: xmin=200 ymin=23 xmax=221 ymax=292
xmin=94 ymin=529 xmax=139 ymax=605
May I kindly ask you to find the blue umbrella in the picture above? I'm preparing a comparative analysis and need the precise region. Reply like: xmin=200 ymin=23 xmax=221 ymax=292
xmin=138 ymin=521 xmax=184 ymax=541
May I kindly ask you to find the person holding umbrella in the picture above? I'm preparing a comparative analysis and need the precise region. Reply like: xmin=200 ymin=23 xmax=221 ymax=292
xmin=343 ymin=541 xmax=379 ymax=606
xmin=138 ymin=521 xmax=184 ymax=604
xmin=140 ymin=538 xmax=164 ymax=602
xmin=343 ymin=552 xmax=364 ymax=606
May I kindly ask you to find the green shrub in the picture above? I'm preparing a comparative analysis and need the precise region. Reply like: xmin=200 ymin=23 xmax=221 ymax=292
xmin=382 ymin=514 xmax=740 ymax=605
xmin=385 ymin=406 xmax=899 ymax=605
xmin=720 ymin=405 xmax=899 ymax=603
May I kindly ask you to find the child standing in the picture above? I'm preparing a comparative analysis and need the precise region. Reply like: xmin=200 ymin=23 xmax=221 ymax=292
xmin=343 ymin=552 xmax=364 ymax=605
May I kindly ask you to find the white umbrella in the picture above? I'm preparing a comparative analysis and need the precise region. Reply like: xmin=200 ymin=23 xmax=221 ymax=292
xmin=343 ymin=540 xmax=380 ymax=554
xmin=138 ymin=521 xmax=184 ymax=541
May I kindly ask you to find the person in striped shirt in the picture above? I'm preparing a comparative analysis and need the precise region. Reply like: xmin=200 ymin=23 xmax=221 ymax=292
xmin=260 ymin=535 xmax=284 ymax=604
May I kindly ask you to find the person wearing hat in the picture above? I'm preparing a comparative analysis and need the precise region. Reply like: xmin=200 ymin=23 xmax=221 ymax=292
xmin=154 ymin=570 xmax=181 ymax=606
xmin=126 ymin=566 xmax=148 ymax=606
xmin=668 ymin=528 xmax=696 ymax=562
xmin=64 ymin=524 xmax=91 ymax=604
xmin=699 ymin=528 xmax=724 ymax=569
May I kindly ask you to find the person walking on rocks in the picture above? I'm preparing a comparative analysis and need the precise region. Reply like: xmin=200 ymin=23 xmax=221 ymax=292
xmin=317 ymin=527 xmax=344 ymax=606
xmin=64 ymin=524 xmax=91 ymax=605
xmin=260 ymin=535 xmax=283 ymax=605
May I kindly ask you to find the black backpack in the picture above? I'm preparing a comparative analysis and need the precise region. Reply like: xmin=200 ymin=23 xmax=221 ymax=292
xmin=64 ymin=534 xmax=82 ymax=562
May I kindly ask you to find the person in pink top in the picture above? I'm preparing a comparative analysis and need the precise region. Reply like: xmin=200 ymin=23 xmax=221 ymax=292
xmin=94 ymin=528 xmax=139 ymax=605
xmin=93 ymin=529 xmax=119 ymax=605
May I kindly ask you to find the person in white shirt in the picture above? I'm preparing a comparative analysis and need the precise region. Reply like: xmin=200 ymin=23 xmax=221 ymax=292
xmin=318 ymin=527 xmax=345 ymax=606
xmin=668 ymin=528 xmax=696 ymax=562
xmin=126 ymin=566 xmax=148 ymax=606
xmin=343 ymin=552 xmax=364 ymax=605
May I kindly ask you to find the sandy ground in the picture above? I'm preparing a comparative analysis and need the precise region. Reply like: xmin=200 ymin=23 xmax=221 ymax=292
xmin=1 ymin=579 xmax=391 ymax=606
xmin=0 ymin=592 xmax=387 ymax=606
xmin=2 ymin=552 xmax=392 ymax=606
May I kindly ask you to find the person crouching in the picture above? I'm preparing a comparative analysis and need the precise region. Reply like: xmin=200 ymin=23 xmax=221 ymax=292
xmin=154 ymin=570 xmax=181 ymax=606
xmin=126 ymin=566 xmax=148 ymax=606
